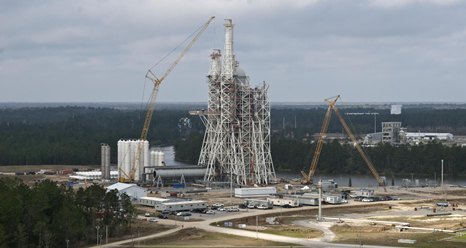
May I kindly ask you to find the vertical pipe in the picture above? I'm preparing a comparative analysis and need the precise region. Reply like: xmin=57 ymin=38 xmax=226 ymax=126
xmin=318 ymin=178 xmax=322 ymax=221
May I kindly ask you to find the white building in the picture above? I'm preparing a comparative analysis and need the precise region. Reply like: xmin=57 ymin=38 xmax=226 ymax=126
xmin=235 ymin=187 xmax=276 ymax=197
xmin=106 ymin=183 xmax=147 ymax=200
xmin=404 ymin=132 xmax=453 ymax=142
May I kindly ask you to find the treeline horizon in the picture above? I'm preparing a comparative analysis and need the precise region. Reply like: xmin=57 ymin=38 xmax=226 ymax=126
xmin=175 ymin=132 xmax=466 ymax=175
xmin=2 ymin=106 xmax=466 ymax=169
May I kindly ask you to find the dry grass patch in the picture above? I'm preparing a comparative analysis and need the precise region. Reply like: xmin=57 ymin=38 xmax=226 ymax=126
xmin=131 ymin=228 xmax=298 ymax=247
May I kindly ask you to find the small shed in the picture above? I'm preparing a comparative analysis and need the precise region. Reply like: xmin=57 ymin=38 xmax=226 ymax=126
xmin=106 ymin=183 xmax=147 ymax=200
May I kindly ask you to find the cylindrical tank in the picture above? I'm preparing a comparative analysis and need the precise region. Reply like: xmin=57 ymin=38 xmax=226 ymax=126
xmin=101 ymin=144 xmax=106 ymax=177
xmin=159 ymin=151 xmax=165 ymax=166
xmin=105 ymin=145 xmax=110 ymax=179
xmin=124 ymin=140 xmax=130 ymax=178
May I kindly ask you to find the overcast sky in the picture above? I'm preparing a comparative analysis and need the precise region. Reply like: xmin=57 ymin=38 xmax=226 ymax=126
xmin=1 ymin=0 xmax=465 ymax=103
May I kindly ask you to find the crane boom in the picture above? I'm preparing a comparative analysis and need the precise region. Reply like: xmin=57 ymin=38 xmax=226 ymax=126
xmin=301 ymin=95 xmax=339 ymax=185
xmin=329 ymin=102 xmax=387 ymax=192
xmin=120 ymin=16 xmax=215 ymax=182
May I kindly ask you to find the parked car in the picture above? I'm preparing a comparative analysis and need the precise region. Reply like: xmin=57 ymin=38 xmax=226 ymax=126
xmin=229 ymin=207 xmax=239 ymax=212
xmin=145 ymin=212 xmax=151 ymax=217
xmin=181 ymin=212 xmax=192 ymax=216
xmin=15 ymin=172 xmax=24 ymax=175
xmin=169 ymin=211 xmax=178 ymax=216
xmin=353 ymin=196 xmax=364 ymax=202
xmin=362 ymin=198 xmax=373 ymax=202
xmin=162 ymin=210 xmax=170 ymax=214
xmin=247 ymin=204 xmax=255 ymax=209
xmin=217 ymin=207 xmax=226 ymax=211
xmin=281 ymin=204 xmax=292 ymax=208
xmin=206 ymin=210 xmax=214 ymax=214
xmin=176 ymin=212 xmax=183 ymax=216
xmin=26 ymin=171 xmax=36 ymax=175
xmin=257 ymin=205 xmax=268 ymax=210
xmin=0 ymin=172 xmax=3 ymax=175
xmin=201 ymin=209 xmax=208 ymax=214
xmin=148 ymin=218 xmax=157 ymax=223
xmin=341 ymin=199 xmax=348 ymax=203
xmin=385 ymin=196 xmax=393 ymax=200
xmin=213 ymin=203 xmax=224 ymax=207
xmin=349 ymin=194 xmax=358 ymax=198
xmin=238 ymin=204 xmax=247 ymax=209
xmin=211 ymin=206 xmax=218 ymax=210
xmin=393 ymin=197 xmax=401 ymax=200
xmin=157 ymin=214 xmax=168 ymax=219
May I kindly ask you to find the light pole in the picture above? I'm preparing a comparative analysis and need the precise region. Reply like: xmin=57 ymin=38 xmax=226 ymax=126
xmin=66 ymin=239 xmax=69 ymax=248
xmin=256 ymin=216 xmax=258 ymax=239
xmin=100 ymin=235 xmax=102 ymax=248
xmin=441 ymin=159 xmax=444 ymax=194
xmin=95 ymin=226 xmax=100 ymax=248
xmin=106 ymin=225 xmax=108 ymax=247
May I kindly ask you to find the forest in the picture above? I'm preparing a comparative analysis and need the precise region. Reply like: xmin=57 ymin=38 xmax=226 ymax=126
xmin=0 ymin=177 xmax=136 ymax=248
xmin=2 ymin=105 xmax=466 ymax=175
xmin=175 ymin=133 xmax=466 ymax=175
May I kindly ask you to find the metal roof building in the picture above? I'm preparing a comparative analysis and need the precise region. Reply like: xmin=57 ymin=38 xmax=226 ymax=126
xmin=106 ymin=183 xmax=147 ymax=200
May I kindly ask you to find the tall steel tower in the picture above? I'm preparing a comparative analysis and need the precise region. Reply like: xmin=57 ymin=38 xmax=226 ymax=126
xmin=190 ymin=19 xmax=276 ymax=185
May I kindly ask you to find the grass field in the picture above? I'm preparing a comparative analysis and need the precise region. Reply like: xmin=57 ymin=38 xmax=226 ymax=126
xmin=121 ymin=228 xmax=300 ymax=247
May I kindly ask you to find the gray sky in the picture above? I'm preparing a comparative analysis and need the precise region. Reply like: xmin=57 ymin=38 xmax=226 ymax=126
xmin=1 ymin=0 xmax=465 ymax=103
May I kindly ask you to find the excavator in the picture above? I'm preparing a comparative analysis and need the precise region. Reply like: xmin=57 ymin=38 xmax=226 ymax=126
xmin=301 ymin=95 xmax=387 ymax=192
xmin=119 ymin=16 xmax=215 ymax=182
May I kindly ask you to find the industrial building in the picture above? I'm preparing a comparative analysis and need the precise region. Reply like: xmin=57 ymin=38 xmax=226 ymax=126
xmin=355 ymin=189 xmax=374 ymax=197
xmin=364 ymin=122 xmax=454 ymax=145
xmin=190 ymin=19 xmax=276 ymax=185
xmin=106 ymin=182 xmax=147 ymax=200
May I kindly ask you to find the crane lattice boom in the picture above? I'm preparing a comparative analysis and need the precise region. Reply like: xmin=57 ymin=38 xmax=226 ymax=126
xmin=119 ymin=16 xmax=215 ymax=182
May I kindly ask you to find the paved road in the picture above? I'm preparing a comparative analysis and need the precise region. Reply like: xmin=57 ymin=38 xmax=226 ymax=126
xmin=89 ymin=202 xmax=404 ymax=248
xmin=293 ymin=219 xmax=336 ymax=242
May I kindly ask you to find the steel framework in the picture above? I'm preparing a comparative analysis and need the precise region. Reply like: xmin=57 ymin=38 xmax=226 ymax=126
xmin=190 ymin=19 xmax=276 ymax=185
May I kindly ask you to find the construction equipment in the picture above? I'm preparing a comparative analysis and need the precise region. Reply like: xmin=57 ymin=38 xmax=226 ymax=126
xmin=301 ymin=96 xmax=339 ymax=185
xmin=301 ymin=95 xmax=387 ymax=192
xmin=119 ymin=16 xmax=215 ymax=182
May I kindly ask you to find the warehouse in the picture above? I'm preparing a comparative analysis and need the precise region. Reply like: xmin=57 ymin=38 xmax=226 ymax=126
xmin=155 ymin=200 xmax=207 ymax=212
xmin=106 ymin=183 xmax=147 ymax=200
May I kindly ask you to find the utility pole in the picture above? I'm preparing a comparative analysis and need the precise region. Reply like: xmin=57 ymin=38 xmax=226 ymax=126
xmin=106 ymin=225 xmax=108 ymax=247
xmin=318 ymin=178 xmax=322 ymax=221
xmin=441 ymin=159 xmax=444 ymax=194
xmin=256 ymin=216 xmax=258 ymax=239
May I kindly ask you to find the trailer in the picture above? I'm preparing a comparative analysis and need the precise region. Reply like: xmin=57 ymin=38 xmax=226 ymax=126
xmin=235 ymin=187 xmax=276 ymax=197
xmin=267 ymin=197 xmax=299 ymax=207
xmin=242 ymin=199 xmax=274 ymax=209
xmin=287 ymin=195 xmax=319 ymax=206
xmin=303 ymin=193 xmax=342 ymax=204
xmin=155 ymin=200 xmax=207 ymax=212
xmin=138 ymin=197 xmax=170 ymax=207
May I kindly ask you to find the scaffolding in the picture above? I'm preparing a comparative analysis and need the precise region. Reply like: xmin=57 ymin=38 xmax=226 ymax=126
xmin=190 ymin=19 xmax=276 ymax=185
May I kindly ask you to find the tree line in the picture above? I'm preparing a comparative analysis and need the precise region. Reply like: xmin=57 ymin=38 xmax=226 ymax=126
xmin=175 ymin=132 xmax=466 ymax=175
xmin=2 ymin=105 xmax=466 ymax=167
xmin=0 ymin=177 xmax=136 ymax=248
xmin=0 ymin=106 xmax=203 ymax=166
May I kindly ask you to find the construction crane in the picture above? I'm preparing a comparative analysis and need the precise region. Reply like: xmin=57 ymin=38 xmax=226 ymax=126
xmin=119 ymin=16 xmax=215 ymax=182
xmin=301 ymin=95 xmax=387 ymax=192
xmin=301 ymin=96 xmax=339 ymax=185
xmin=329 ymin=100 xmax=387 ymax=192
